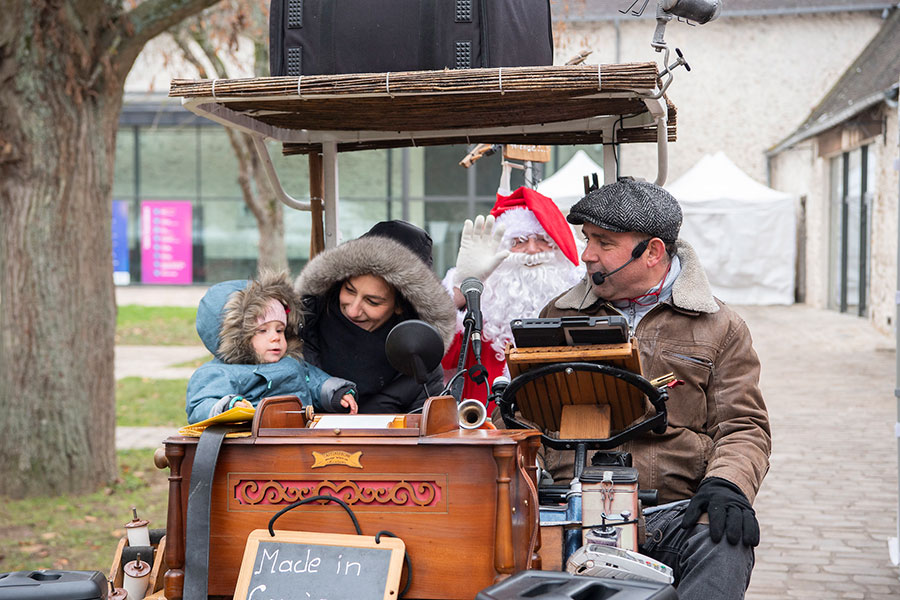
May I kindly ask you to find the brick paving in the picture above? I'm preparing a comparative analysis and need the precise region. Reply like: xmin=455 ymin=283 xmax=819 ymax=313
xmin=733 ymin=305 xmax=900 ymax=599
xmin=114 ymin=298 xmax=900 ymax=596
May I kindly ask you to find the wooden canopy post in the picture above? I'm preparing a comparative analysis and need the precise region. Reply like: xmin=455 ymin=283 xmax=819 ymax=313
xmin=308 ymin=150 xmax=325 ymax=258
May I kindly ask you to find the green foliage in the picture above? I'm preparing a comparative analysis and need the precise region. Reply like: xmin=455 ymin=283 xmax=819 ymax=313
xmin=116 ymin=305 xmax=198 ymax=345
xmin=0 ymin=450 xmax=168 ymax=573
xmin=116 ymin=377 xmax=189 ymax=427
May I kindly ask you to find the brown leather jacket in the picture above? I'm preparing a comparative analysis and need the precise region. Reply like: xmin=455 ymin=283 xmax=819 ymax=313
xmin=539 ymin=241 xmax=771 ymax=504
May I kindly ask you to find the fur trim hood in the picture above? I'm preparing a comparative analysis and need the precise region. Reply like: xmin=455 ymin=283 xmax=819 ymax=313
xmin=295 ymin=236 xmax=457 ymax=351
xmin=196 ymin=271 xmax=304 ymax=364
xmin=553 ymin=239 xmax=720 ymax=314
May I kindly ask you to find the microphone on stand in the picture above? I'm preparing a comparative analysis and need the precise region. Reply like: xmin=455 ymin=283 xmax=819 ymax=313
xmin=490 ymin=375 xmax=510 ymax=400
xmin=489 ymin=375 xmax=512 ymax=427
xmin=460 ymin=277 xmax=484 ymax=361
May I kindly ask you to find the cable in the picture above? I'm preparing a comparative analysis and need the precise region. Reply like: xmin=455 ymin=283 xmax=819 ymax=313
xmin=607 ymin=111 xmax=640 ymax=181
xmin=375 ymin=531 xmax=412 ymax=598
xmin=440 ymin=369 xmax=468 ymax=397
xmin=582 ymin=519 xmax=639 ymax=530
xmin=613 ymin=115 xmax=624 ymax=179
xmin=267 ymin=494 xmax=361 ymax=537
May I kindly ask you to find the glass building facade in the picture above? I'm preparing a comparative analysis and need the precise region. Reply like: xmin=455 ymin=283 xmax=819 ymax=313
xmin=114 ymin=97 xmax=602 ymax=283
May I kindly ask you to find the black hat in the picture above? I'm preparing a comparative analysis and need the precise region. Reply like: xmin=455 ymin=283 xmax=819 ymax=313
xmin=567 ymin=179 xmax=682 ymax=243
xmin=363 ymin=220 xmax=434 ymax=268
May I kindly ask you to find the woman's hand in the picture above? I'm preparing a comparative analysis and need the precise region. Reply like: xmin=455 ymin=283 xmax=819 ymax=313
xmin=234 ymin=399 xmax=252 ymax=409
xmin=453 ymin=214 xmax=509 ymax=285
xmin=340 ymin=393 xmax=359 ymax=414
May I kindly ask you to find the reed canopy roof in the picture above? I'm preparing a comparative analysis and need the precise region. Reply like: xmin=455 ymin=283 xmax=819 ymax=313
xmin=169 ymin=63 xmax=676 ymax=155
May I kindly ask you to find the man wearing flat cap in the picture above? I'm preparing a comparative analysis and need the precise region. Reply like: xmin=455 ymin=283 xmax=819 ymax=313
xmin=540 ymin=179 xmax=771 ymax=599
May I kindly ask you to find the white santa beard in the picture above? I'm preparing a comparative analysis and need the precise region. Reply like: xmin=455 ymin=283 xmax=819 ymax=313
xmin=481 ymin=251 xmax=585 ymax=361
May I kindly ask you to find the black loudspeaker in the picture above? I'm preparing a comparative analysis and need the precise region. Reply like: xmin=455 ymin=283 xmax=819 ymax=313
xmin=269 ymin=0 xmax=553 ymax=76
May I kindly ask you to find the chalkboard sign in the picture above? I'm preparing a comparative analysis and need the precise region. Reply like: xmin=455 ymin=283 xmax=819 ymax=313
xmin=233 ymin=530 xmax=406 ymax=600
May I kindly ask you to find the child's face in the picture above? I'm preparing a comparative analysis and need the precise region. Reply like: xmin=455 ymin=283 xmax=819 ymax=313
xmin=252 ymin=320 xmax=287 ymax=363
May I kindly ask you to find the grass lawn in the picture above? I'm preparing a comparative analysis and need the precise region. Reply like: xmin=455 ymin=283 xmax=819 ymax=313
xmin=116 ymin=305 xmax=197 ymax=345
xmin=116 ymin=377 xmax=189 ymax=427
xmin=0 ymin=311 xmax=202 ymax=573
xmin=0 ymin=449 xmax=168 ymax=573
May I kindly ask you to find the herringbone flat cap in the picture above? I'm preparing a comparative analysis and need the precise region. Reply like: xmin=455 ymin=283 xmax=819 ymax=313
xmin=567 ymin=179 xmax=682 ymax=242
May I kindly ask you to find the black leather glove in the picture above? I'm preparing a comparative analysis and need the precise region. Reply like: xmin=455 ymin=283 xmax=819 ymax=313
xmin=682 ymin=477 xmax=759 ymax=547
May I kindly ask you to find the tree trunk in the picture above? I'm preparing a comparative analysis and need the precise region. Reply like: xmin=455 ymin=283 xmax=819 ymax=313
xmin=252 ymin=162 xmax=288 ymax=274
xmin=0 ymin=0 xmax=222 ymax=497
xmin=175 ymin=26 xmax=290 ymax=275
xmin=225 ymin=128 xmax=288 ymax=274
xmin=0 ymin=65 xmax=120 ymax=499
xmin=256 ymin=201 xmax=288 ymax=274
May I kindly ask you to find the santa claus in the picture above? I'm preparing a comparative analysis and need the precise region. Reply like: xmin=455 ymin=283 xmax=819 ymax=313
xmin=442 ymin=187 xmax=585 ymax=410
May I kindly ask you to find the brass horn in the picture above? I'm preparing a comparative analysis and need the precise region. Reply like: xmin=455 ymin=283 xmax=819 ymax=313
xmin=458 ymin=398 xmax=487 ymax=430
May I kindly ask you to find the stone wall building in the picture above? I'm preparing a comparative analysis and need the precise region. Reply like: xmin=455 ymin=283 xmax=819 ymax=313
xmin=768 ymin=9 xmax=899 ymax=334
xmin=554 ymin=1 xmax=898 ymax=334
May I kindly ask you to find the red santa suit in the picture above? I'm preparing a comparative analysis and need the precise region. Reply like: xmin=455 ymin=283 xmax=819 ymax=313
xmin=442 ymin=187 xmax=583 ymax=412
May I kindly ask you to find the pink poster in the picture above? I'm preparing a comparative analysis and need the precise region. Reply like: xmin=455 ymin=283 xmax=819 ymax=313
xmin=141 ymin=201 xmax=193 ymax=284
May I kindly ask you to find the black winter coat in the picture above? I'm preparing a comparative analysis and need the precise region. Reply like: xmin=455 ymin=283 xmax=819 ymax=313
xmin=295 ymin=235 xmax=457 ymax=414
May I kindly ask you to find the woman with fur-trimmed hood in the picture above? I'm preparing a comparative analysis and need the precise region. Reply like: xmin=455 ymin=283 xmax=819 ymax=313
xmin=296 ymin=221 xmax=456 ymax=414
xmin=186 ymin=271 xmax=358 ymax=424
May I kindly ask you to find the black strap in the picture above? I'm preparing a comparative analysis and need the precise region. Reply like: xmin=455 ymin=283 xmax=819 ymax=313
xmin=182 ymin=424 xmax=239 ymax=600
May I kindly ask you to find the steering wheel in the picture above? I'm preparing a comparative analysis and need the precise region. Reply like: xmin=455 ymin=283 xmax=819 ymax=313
xmin=494 ymin=361 xmax=669 ymax=453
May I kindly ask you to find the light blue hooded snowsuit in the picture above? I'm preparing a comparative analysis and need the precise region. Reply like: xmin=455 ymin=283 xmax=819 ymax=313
xmin=186 ymin=274 xmax=355 ymax=424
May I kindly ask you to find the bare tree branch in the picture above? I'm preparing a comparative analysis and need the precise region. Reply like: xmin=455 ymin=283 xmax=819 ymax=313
xmin=117 ymin=0 xmax=222 ymax=67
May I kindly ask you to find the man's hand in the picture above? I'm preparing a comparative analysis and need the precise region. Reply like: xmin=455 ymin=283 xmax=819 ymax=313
xmin=453 ymin=214 xmax=509 ymax=285
xmin=682 ymin=477 xmax=760 ymax=547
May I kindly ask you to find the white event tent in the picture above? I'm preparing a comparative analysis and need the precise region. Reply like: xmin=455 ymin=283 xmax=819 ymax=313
xmin=666 ymin=152 xmax=797 ymax=305
xmin=536 ymin=150 xmax=602 ymax=212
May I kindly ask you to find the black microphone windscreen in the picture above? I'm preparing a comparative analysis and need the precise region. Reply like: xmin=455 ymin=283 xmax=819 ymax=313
xmin=460 ymin=277 xmax=483 ymax=295
xmin=591 ymin=271 xmax=606 ymax=285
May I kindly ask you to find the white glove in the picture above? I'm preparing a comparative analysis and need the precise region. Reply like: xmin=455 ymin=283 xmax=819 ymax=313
xmin=453 ymin=214 xmax=509 ymax=285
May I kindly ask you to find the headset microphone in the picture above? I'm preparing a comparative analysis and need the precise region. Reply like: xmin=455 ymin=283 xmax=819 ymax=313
xmin=590 ymin=239 xmax=651 ymax=286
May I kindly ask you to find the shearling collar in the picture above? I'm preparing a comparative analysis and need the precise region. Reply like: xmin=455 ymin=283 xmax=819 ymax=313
xmin=553 ymin=239 xmax=719 ymax=314
xmin=295 ymin=236 xmax=457 ymax=351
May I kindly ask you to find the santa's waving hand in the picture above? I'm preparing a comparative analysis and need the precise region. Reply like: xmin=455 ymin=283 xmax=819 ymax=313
xmin=452 ymin=214 xmax=510 ymax=285
xmin=442 ymin=188 xmax=585 ymax=411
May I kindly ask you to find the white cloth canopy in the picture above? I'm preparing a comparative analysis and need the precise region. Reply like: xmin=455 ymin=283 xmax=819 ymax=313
xmin=536 ymin=150 xmax=602 ymax=212
xmin=667 ymin=152 xmax=797 ymax=305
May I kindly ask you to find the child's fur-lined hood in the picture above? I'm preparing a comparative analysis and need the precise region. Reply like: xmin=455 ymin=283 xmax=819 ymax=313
xmin=295 ymin=236 xmax=457 ymax=351
xmin=196 ymin=271 xmax=303 ymax=364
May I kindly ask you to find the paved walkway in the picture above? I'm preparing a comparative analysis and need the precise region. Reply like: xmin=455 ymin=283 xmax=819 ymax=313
xmin=732 ymin=305 xmax=900 ymax=599
xmin=115 ymin=345 xmax=205 ymax=448
xmin=115 ymin=345 xmax=206 ymax=380
xmin=116 ymin=285 xmax=208 ymax=307
xmin=115 ymin=286 xmax=207 ymax=448
xmin=113 ymin=292 xmax=900 ymax=596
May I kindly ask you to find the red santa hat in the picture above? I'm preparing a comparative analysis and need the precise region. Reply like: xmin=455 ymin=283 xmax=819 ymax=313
xmin=490 ymin=187 xmax=579 ymax=266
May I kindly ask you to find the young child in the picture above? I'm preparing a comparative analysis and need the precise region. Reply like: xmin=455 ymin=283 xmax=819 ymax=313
xmin=186 ymin=271 xmax=358 ymax=424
